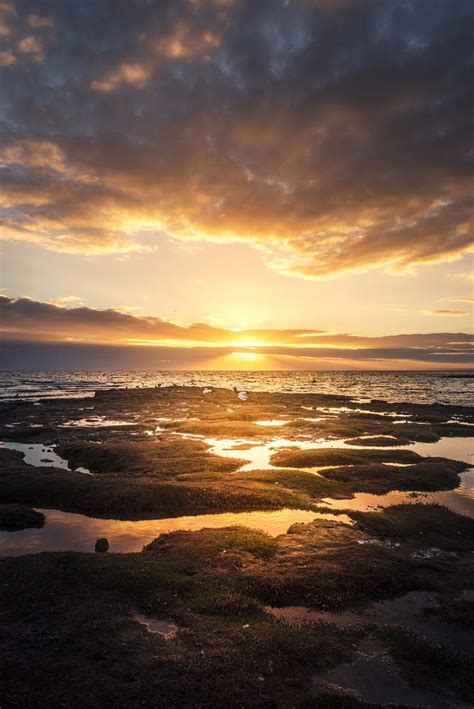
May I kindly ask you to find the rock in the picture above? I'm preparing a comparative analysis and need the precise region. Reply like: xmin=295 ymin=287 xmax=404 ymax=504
xmin=95 ymin=537 xmax=109 ymax=553
xmin=0 ymin=504 xmax=45 ymax=531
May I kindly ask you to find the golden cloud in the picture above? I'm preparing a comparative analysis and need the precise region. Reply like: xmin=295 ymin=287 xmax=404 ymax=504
xmin=0 ymin=49 xmax=15 ymax=65
xmin=428 ymin=309 xmax=467 ymax=317
xmin=91 ymin=62 xmax=152 ymax=93
xmin=1 ymin=0 xmax=473 ymax=278
xmin=1 ymin=296 xmax=472 ymax=353
xmin=26 ymin=14 xmax=54 ymax=29
xmin=16 ymin=34 xmax=44 ymax=62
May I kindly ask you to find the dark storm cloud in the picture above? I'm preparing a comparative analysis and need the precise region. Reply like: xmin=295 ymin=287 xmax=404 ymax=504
xmin=0 ymin=0 xmax=473 ymax=275
xmin=1 ymin=296 xmax=472 ymax=368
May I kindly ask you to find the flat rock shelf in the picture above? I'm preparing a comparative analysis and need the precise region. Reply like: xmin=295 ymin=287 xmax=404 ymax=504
xmin=0 ymin=385 xmax=473 ymax=708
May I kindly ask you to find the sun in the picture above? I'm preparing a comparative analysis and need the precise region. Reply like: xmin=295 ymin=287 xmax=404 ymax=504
xmin=230 ymin=351 xmax=261 ymax=361
xmin=227 ymin=351 xmax=269 ymax=369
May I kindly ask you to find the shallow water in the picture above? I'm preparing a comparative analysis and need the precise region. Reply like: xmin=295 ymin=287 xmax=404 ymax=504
xmin=1 ymin=370 xmax=473 ymax=405
xmin=0 ymin=441 xmax=91 ymax=475
xmin=0 ymin=508 xmax=352 ymax=557
xmin=255 ymin=419 xmax=290 ymax=426
xmin=319 ymin=637 xmax=458 ymax=708
xmin=321 ymin=469 xmax=474 ymax=519
xmin=268 ymin=590 xmax=474 ymax=655
xmin=60 ymin=416 xmax=136 ymax=428
xmin=133 ymin=614 xmax=178 ymax=638
xmin=410 ymin=436 xmax=474 ymax=464
xmin=206 ymin=434 xmax=473 ymax=472
xmin=206 ymin=436 xmax=334 ymax=472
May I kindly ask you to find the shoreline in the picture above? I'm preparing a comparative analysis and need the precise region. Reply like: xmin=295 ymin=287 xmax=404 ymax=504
xmin=0 ymin=384 xmax=473 ymax=707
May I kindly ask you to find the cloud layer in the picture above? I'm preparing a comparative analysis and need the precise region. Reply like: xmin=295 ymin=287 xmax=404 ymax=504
xmin=1 ymin=0 xmax=473 ymax=276
xmin=1 ymin=296 xmax=472 ymax=367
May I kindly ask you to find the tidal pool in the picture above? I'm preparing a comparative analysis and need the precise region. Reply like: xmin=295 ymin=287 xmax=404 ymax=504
xmin=267 ymin=590 xmax=474 ymax=655
xmin=320 ymin=469 xmax=474 ymax=519
xmin=255 ymin=420 xmax=290 ymax=426
xmin=409 ymin=436 xmax=473 ymax=464
xmin=319 ymin=636 xmax=458 ymax=708
xmin=206 ymin=435 xmax=343 ymax=474
xmin=60 ymin=416 xmax=136 ymax=428
xmin=207 ymin=434 xmax=473 ymax=473
xmin=0 ymin=442 xmax=91 ymax=475
xmin=0 ymin=507 xmax=352 ymax=557
xmin=133 ymin=614 xmax=178 ymax=638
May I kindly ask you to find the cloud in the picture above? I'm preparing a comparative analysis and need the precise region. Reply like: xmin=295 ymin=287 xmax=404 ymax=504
xmin=48 ymin=295 xmax=85 ymax=308
xmin=0 ymin=49 xmax=15 ymax=65
xmin=0 ymin=0 xmax=473 ymax=277
xmin=428 ymin=309 xmax=467 ymax=317
xmin=26 ymin=14 xmax=54 ymax=29
xmin=451 ymin=272 xmax=474 ymax=282
xmin=440 ymin=296 xmax=474 ymax=304
xmin=90 ymin=62 xmax=152 ymax=93
xmin=16 ymin=34 xmax=44 ymax=62
xmin=0 ymin=296 xmax=472 ymax=369
xmin=0 ymin=0 xmax=15 ymax=13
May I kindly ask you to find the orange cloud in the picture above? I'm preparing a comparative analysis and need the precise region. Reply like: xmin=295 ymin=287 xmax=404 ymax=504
xmin=428 ymin=309 xmax=467 ymax=317
xmin=152 ymin=20 xmax=220 ymax=59
xmin=26 ymin=14 xmax=54 ymax=29
xmin=0 ymin=49 xmax=15 ymax=65
xmin=1 ymin=0 xmax=473 ymax=278
xmin=91 ymin=62 xmax=152 ymax=93
xmin=16 ymin=34 xmax=44 ymax=62
xmin=1 ymin=296 xmax=472 ymax=369
xmin=1 ymin=296 xmax=472 ymax=362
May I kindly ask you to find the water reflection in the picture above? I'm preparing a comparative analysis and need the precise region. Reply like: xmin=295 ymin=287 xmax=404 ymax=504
xmin=2 ymin=370 xmax=473 ymax=405
xmin=0 ymin=508 xmax=352 ymax=557
xmin=207 ymin=434 xmax=473 ymax=472
xmin=60 ymin=417 xmax=135 ymax=428
xmin=0 ymin=442 xmax=91 ymax=475
xmin=321 ymin=469 xmax=474 ymax=519
xmin=410 ymin=436 xmax=474 ymax=464
xmin=206 ymin=436 xmax=341 ymax=472
xmin=267 ymin=590 xmax=474 ymax=655
xmin=255 ymin=420 xmax=290 ymax=426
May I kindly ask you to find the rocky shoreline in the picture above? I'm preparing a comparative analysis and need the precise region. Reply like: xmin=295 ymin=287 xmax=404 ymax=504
xmin=0 ymin=386 xmax=473 ymax=707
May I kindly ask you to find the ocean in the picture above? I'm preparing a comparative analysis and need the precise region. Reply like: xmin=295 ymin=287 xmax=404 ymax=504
xmin=0 ymin=370 xmax=472 ymax=406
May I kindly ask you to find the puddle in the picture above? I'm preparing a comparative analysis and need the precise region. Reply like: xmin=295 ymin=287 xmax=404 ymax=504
xmin=331 ymin=435 xmax=472 ymax=464
xmin=276 ymin=590 xmax=474 ymax=707
xmin=207 ymin=434 xmax=473 ymax=474
xmin=0 ymin=507 xmax=351 ymax=557
xmin=318 ymin=637 xmax=457 ymax=708
xmin=205 ymin=436 xmax=346 ymax=472
xmin=255 ymin=420 xmax=290 ymax=427
xmin=350 ymin=435 xmax=403 ymax=444
xmin=60 ymin=417 xmax=135 ymax=428
xmin=316 ymin=406 xmax=408 ymax=418
xmin=0 ymin=442 xmax=91 ymax=475
xmin=320 ymin=468 xmax=474 ymax=519
xmin=268 ymin=591 xmax=473 ymax=655
xmin=383 ymin=462 xmax=413 ymax=467
xmin=410 ymin=436 xmax=473 ymax=464
xmin=133 ymin=613 xmax=178 ymax=638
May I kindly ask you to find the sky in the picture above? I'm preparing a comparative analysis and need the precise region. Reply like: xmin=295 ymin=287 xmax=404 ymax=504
xmin=0 ymin=0 xmax=473 ymax=370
